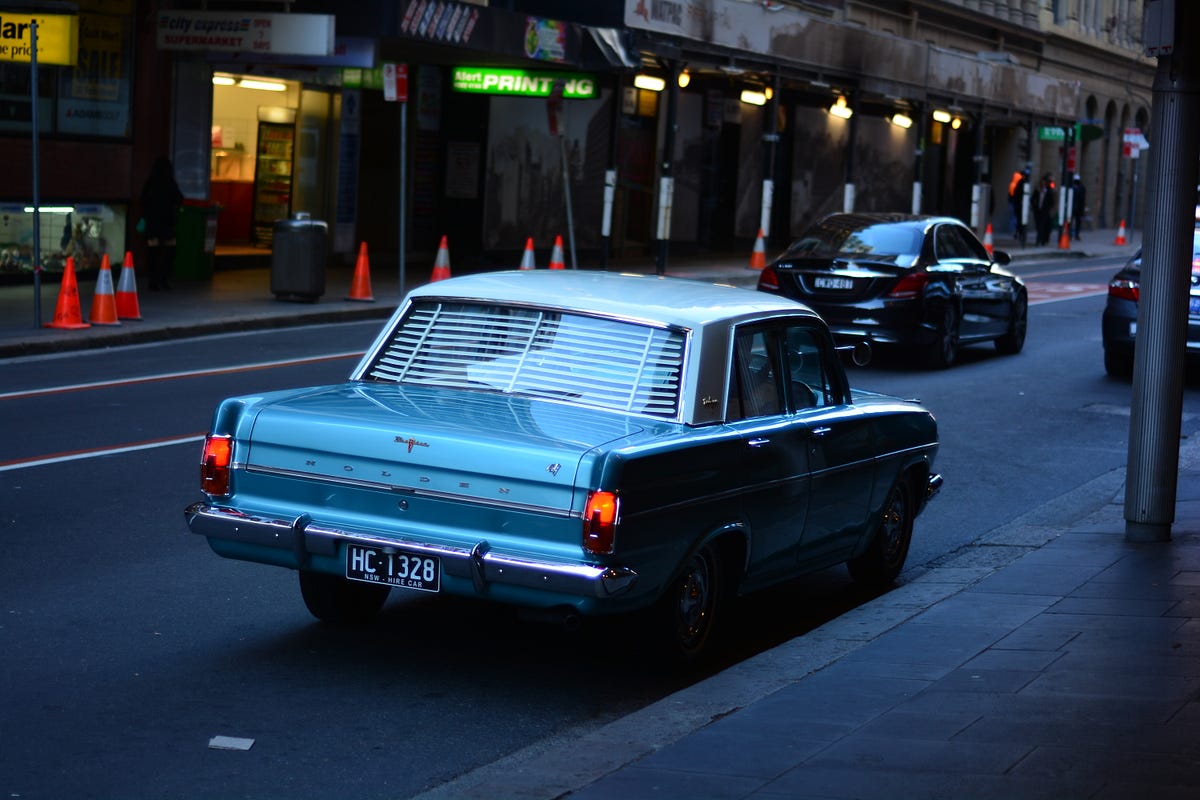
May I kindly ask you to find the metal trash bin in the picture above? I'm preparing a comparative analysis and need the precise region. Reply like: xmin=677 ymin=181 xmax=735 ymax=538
xmin=271 ymin=212 xmax=328 ymax=301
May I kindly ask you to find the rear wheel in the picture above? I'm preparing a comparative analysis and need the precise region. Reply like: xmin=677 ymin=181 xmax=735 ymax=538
xmin=1104 ymin=348 xmax=1133 ymax=378
xmin=653 ymin=543 xmax=724 ymax=664
xmin=848 ymin=478 xmax=913 ymax=587
xmin=995 ymin=292 xmax=1028 ymax=355
xmin=925 ymin=304 xmax=960 ymax=368
xmin=299 ymin=571 xmax=390 ymax=624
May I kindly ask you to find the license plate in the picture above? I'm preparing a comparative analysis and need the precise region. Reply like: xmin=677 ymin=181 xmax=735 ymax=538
xmin=346 ymin=544 xmax=440 ymax=592
xmin=814 ymin=276 xmax=854 ymax=290
xmin=1190 ymin=296 xmax=1200 ymax=316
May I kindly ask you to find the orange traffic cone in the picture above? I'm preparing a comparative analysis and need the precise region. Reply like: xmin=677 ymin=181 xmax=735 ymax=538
xmin=1114 ymin=219 xmax=1128 ymax=245
xmin=548 ymin=235 xmax=565 ymax=270
xmin=430 ymin=236 xmax=452 ymax=282
xmin=982 ymin=223 xmax=994 ymax=256
xmin=44 ymin=256 xmax=90 ymax=329
xmin=1058 ymin=220 xmax=1071 ymax=250
xmin=88 ymin=253 xmax=121 ymax=326
xmin=749 ymin=228 xmax=767 ymax=269
xmin=347 ymin=241 xmax=375 ymax=301
xmin=519 ymin=237 xmax=536 ymax=269
xmin=115 ymin=251 xmax=142 ymax=320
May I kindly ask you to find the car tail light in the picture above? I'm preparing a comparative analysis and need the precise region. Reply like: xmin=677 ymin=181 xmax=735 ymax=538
xmin=200 ymin=435 xmax=233 ymax=496
xmin=1108 ymin=277 xmax=1139 ymax=302
xmin=888 ymin=272 xmax=928 ymax=299
xmin=582 ymin=490 xmax=619 ymax=555
xmin=756 ymin=266 xmax=780 ymax=292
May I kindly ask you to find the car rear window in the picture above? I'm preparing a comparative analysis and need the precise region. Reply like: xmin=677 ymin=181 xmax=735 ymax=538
xmin=783 ymin=219 xmax=923 ymax=262
xmin=363 ymin=301 xmax=686 ymax=418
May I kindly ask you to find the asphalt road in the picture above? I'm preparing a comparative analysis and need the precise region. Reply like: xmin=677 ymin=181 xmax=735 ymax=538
xmin=4 ymin=253 xmax=1199 ymax=799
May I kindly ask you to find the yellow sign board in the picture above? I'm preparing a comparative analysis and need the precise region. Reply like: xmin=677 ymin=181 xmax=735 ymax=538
xmin=0 ymin=13 xmax=79 ymax=65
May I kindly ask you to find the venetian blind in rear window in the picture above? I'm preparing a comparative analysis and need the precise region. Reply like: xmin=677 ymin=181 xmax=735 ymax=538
xmin=364 ymin=302 xmax=686 ymax=418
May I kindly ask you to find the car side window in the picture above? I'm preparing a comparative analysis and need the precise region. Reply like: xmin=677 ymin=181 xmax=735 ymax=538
xmin=936 ymin=224 xmax=989 ymax=263
xmin=727 ymin=328 xmax=782 ymax=420
xmin=783 ymin=326 xmax=834 ymax=409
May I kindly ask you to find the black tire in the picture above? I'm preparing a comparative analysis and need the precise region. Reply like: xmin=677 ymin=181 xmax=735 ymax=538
xmin=995 ymin=292 xmax=1028 ymax=355
xmin=653 ymin=543 xmax=724 ymax=664
xmin=1104 ymin=348 xmax=1133 ymax=378
xmin=299 ymin=571 xmax=390 ymax=624
xmin=925 ymin=304 xmax=960 ymax=368
xmin=848 ymin=478 xmax=914 ymax=587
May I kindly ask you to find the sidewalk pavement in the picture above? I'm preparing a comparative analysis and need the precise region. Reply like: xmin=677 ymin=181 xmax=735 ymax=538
xmin=9 ymin=224 xmax=1190 ymax=800
xmin=0 ymin=224 xmax=1139 ymax=359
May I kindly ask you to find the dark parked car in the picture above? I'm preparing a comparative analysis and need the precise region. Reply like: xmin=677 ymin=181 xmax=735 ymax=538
xmin=186 ymin=271 xmax=941 ymax=662
xmin=756 ymin=213 xmax=1028 ymax=368
xmin=1101 ymin=227 xmax=1200 ymax=377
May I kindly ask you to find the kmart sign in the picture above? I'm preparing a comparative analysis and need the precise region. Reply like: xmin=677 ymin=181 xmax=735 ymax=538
xmin=452 ymin=67 xmax=595 ymax=98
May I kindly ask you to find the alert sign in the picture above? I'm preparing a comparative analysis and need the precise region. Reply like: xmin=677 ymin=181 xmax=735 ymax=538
xmin=382 ymin=62 xmax=408 ymax=103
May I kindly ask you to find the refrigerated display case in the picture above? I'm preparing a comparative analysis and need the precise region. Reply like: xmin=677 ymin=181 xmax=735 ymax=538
xmin=252 ymin=120 xmax=294 ymax=247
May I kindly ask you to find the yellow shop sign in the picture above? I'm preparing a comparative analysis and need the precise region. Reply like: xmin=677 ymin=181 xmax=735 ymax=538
xmin=0 ymin=13 xmax=79 ymax=65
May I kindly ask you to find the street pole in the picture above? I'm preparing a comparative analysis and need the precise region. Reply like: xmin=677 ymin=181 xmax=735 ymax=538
xmin=31 ymin=21 xmax=41 ymax=328
xmin=1125 ymin=0 xmax=1200 ymax=542
xmin=760 ymin=75 xmax=780 ymax=241
xmin=911 ymin=105 xmax=924 ymax=215
xmin=654 ymin=63 xmax=680 ymax=276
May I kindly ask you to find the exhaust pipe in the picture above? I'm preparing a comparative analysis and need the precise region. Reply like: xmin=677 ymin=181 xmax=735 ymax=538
xmin=517 ymin=606 xmax=583 ymax=632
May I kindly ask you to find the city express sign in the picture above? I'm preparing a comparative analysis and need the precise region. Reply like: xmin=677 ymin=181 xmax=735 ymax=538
xmin=0 ymin=13 xmax=78 ymax=65
xmin=452 ymin=67 xmax=596 ymax=98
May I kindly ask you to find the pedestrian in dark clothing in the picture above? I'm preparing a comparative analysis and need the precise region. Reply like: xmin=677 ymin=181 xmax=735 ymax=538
xmin=1033 ymin=173 xmax=1056 ymax=247
xmin=1010 ymin=168 xmax=1030 ymax=246
xmin=140 ymin=156 xmax=184 ymax=290
xmin=1070 ymin=174 xmax=1086 ymax=240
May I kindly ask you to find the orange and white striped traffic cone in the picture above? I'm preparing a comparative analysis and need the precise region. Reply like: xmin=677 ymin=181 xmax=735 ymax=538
xmin=982 ymin=223 xmax=994 ymax=256
xmin=749 ymin=228 xmax=767 ymax=270
xmin=430 ymin=236 xmax=452 ymax=282
xmin=1114 ymin=219 xmax=1128 ymax=246
xmin=88 ymin=253 xmax=121 ymax=326
xmin=548 ymin=235 xmax=565 ymax=270
xmin=115 ymin=251 xmax=142 ymax=320
xmin=519 ymin=237 xmax=536 ymax=269
xmin=1058 ymin=220 xmax=1071 ymax=250
xmin=44 ymin=256 xmax=90 ymax=330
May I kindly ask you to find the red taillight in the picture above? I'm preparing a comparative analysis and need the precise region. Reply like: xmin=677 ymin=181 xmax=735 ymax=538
xmin=200 ymin=435 xmax=233 ymax=496
xmin=582 ymin=490 xmax=619 ymax=555
xmin=888 ymin=272 xmax=928 ymax=299
xmin=756 ymin=266 xmax=780 ymax=292
xmin=1108 ymin=277 xmax=1139 ymax=302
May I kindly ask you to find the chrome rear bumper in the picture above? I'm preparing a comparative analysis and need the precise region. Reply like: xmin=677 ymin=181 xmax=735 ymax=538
xmin=184 ymin=502 xmax=638 ymax=598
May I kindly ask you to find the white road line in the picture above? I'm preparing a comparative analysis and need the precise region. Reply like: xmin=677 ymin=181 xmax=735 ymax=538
xmin=0 ymin=351 xmax=361 ymax=401
xmin=0 ymin=434 xmax=205 ymax=473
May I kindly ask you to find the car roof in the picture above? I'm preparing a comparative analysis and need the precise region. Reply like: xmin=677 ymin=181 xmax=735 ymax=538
xmin=404 ymin=270 xmax=820 ymax=329
xmin=816 ymin=212 xmax=961 ymax=230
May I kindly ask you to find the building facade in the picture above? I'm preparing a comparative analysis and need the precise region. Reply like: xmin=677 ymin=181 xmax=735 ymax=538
xmin=0 ymin=0 xmax=1157 ymax=284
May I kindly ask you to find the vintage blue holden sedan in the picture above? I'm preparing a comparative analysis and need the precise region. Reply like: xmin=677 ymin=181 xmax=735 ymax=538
xmin=186 ymin=271 xmax=941 ymax=661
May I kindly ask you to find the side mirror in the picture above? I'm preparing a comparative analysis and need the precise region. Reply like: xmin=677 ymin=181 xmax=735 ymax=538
xmin=991 ymin=250 xmax=1012 ymax=266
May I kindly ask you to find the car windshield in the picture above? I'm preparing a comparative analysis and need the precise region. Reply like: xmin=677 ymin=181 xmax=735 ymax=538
xmin=782 ymin=219 xmax=924 ymax=263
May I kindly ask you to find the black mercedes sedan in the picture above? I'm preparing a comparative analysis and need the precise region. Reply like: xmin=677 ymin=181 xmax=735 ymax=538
xmin=756 ymin=213 xmax=1027 ymax=368
xmin=1101 ymin=227 xmax=1200 ymax=377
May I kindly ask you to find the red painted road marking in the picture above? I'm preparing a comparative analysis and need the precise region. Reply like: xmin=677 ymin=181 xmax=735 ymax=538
xmin=1027 ymin=282 xmax=1108 ymax=305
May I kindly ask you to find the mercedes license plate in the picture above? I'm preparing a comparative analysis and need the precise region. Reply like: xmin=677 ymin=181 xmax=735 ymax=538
xmin=814 ymin=276 xmax=854 ymax=290
xmin=346 ymin=544 xmax=440 ymax=592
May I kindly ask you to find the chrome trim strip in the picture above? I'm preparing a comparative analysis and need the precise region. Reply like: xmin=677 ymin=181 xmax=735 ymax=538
xmin=184 ymin=502 xmax=636 ymax=598
xmin=243 ymin=464 xmax=575 ymax=518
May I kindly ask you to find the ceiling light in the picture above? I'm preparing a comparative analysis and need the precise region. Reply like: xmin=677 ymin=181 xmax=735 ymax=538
xmin=211 ymin=74 xmax=236 ymax=86
xmin=633 ymin=74 xmax=665 ymax=92
xmin=238 ymin=78 xmax=287 ymax=92
xmin=932 ymin=109 xmax=952 ymax=123
xmin=678 ymin=70 xmax=690 ymax=88
xmin=891 ymin=112 xmax=913 ymax=129
xmin=740 ymin=89 xmax=768 ymax=106
xmin=951 ymin=116 xmax=963 ymax=129
xmin=765 ymin=86 xmax=773 ymax=100
xmin=829 ymin=95 xmax=853 ymax=119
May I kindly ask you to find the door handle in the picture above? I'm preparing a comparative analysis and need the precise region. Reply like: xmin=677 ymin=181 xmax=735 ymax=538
xmin=812 ymin=427 xmax=832 ymax=437
xmin=747 ymin=437 xmax=770 ymax=448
